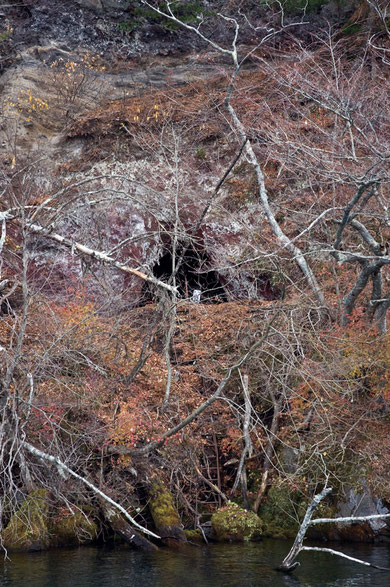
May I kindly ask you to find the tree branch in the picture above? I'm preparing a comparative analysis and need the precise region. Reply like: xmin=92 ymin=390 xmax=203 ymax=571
xmin=22 ymin=441 xmax=160 ymax=539
xmin=280 ymin=483 xmax=390 ymax=573
xmin=26 ymin=221 xmax=177 ymax=294
xmin=300 ymin=547 xmax=390 ymax=571
xmin=110 ymin=311 xmax=278 ymax=456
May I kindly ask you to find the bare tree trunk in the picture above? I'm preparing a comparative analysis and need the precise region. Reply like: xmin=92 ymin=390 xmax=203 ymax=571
xmin=253 ymin=394 xmax=281 ymax=514
xmin=279 ymin=485 xmax=390 ymax=572
xmin=278 ymin=486 xmax=333 ymax=571
xmin=230 ymin=372 xmax=252 ymax=509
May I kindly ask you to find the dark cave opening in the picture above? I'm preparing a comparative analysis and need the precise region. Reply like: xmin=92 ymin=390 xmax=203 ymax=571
xmin=146 ymin=243 xmax=228 ymax=303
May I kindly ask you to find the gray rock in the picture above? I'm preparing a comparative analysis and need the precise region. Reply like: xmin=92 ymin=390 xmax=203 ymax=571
xmin=337 ymin=486 xmax=390 ymax=536
xmin=75 ymin=0 xmax=103 ymax=10
xmin=75 ymin=0 xmax=131 ymax=10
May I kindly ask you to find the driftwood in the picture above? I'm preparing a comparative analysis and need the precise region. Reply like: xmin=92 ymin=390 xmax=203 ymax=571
xmin=279 ymin=485 xmax=390 ymax=572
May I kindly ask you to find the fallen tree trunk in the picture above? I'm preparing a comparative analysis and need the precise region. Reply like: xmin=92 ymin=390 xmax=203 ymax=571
xmin=102 ymin=504 xmax=158 ymax=551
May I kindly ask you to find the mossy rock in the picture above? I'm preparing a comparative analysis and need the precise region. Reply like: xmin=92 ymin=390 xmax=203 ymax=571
xmin=3 ymin=489 xmax=50 ymax=552
xmin=258 ymin=486 xmax=307 ymax=539
xmin=148 ymin=478 xmax=186 ymax=543
xmin=211 ymin=502 xmax=262 ymax=542
xmin=184 ymin=529 xmax=204 ymax=544
xmin=50 ymin=510 xmax=98 ymax=547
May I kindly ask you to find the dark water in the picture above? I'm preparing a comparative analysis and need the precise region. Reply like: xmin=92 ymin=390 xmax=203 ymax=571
xmin=1 ymin=540 xmax=390 ymax=587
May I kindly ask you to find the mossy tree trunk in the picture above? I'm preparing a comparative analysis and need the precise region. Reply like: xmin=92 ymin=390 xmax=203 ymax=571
xmin=147 ymin=477 xmax=187 ymax=546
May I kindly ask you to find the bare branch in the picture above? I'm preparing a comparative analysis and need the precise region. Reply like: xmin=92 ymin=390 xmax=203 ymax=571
xmin=310 ymin=513 xmax=390 ymax=525
xmin=110 ymin=311 xmax=279 ymax=456
xmin=27 ymin=221 xmax=177 ymax=294
xmin=301 ymin=546 xmax=390 ymax=571
xmin=22 ymin=441 xmax=160 ymax=539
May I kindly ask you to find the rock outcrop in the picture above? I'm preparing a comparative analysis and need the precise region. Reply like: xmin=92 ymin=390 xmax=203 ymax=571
xmin=211 ymin=502 xmax=262 ymax=542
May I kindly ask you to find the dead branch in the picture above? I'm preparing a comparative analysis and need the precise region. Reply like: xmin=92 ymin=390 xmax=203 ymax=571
xmin=26 ymin=221 xmax=177 ymax=294
xmin=22 ymin=441 xmax=160 ymax=540
xmin=194 ymin=464 xmax=228 ymax=503
xmin=300 ymin=546 xmax=390 ymax=571
xmin=279 ymin=484 xmax=390 ymax=573
xmin=109 ymin=311 xmax=278 ymax=456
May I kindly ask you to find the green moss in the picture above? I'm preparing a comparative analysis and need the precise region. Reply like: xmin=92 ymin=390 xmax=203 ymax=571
xmin=148 ymin=478 xmax=186 ymax=542
xmin=211 ymin=502 xmax=262 ymax=542
xmin=195 ymin=146 xmax=207 ymax=160
xmin=148 ymin=479 xmax=181 ymax=529
xmin=0 ymin=31 xmax=12 ymax=41
xmin=3 ymin=489 xmax=50 ymax=552
xmin=184 ymin=529 xmax=204 ymax=544
xmin=258 ymin=486 xmax=307 ymax=539
xmin=50 ymin=510 xmax=98 ymax=547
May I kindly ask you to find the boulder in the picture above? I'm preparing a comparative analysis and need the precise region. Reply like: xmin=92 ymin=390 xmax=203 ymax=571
xmin=211 ymin=502 xmax=262 ymax=542
xmin=50 ymin=509 xmax=98 ymax=547
xmin=309 ymin=485 xmax=390 ymax=543
xmin=3 ymin=489 xmax=50 ymax=552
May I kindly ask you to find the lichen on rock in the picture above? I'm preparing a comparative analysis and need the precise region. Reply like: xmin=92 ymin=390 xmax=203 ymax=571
xmin=211 ymin=502 xmax=262 ymax=542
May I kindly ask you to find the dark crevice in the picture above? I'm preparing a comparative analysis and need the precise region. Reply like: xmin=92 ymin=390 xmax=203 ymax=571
xmin=145 ymin=242 xmax=228 ymax=303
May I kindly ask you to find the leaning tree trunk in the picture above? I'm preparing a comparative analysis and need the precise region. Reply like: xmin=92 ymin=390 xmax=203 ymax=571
xmin=147 ymin=477 xmax=187 ymax=547
xmin=102 ymin=503 xmax=158 ymax=551
xmin=278 ymin=487 xmax=332 ymax=572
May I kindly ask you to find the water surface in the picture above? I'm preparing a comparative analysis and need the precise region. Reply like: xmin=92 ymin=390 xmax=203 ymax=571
xmin=1 ymin=539 xmax=390 ymax=586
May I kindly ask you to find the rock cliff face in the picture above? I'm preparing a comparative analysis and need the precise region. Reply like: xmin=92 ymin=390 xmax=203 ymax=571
xmin=76 ymin=0 xmax=132 ymax=9
xmin=2 ymin=0 xmax=389 ymax=549
xmin=1 ymin=0 xmax=204 ymax=66
xmin=1 ymin=0 xmax=280 ymax=306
